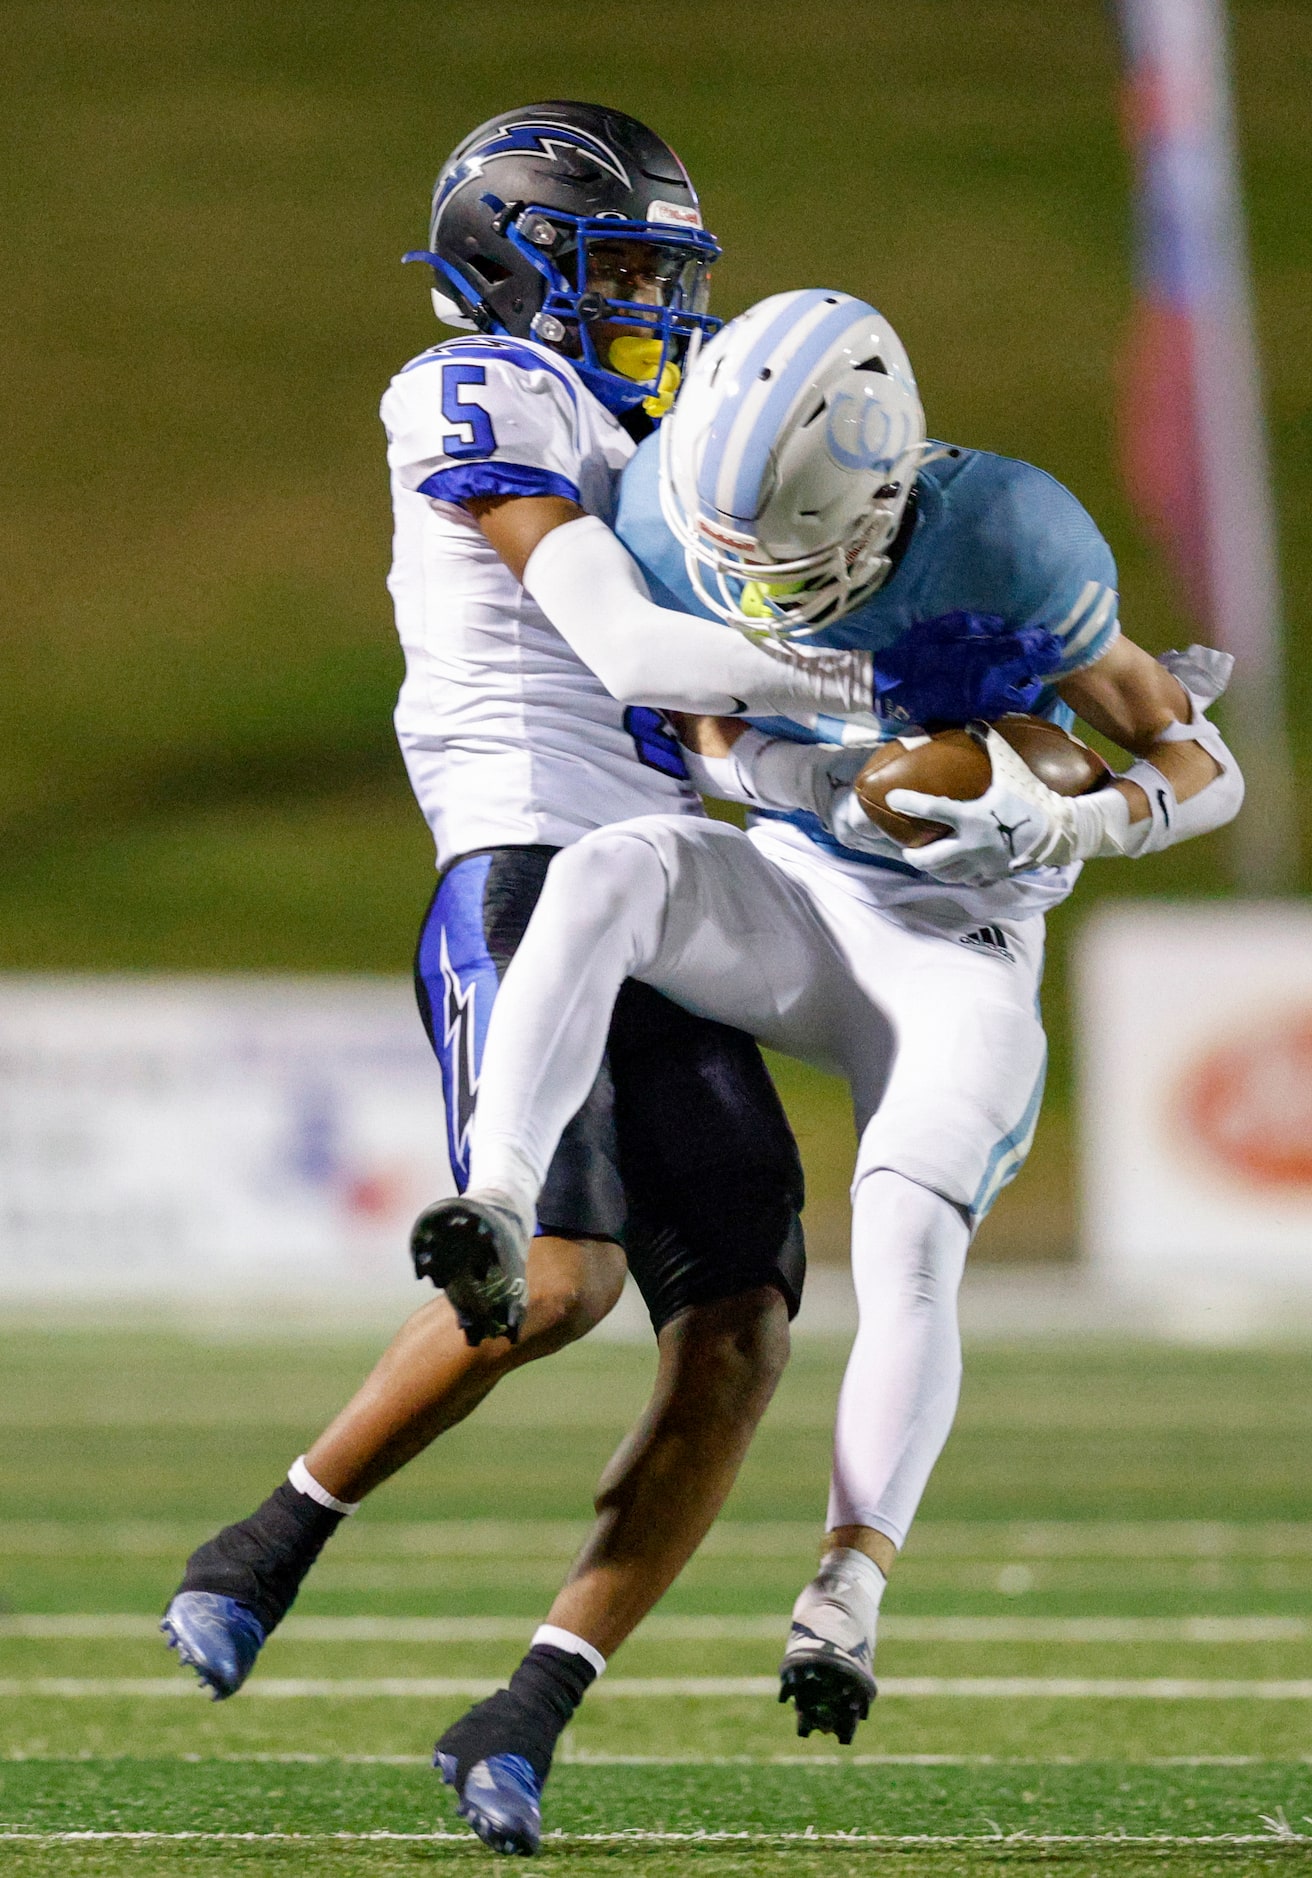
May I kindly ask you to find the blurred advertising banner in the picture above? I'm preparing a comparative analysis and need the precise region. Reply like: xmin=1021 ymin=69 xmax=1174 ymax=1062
xmin=1078 ymin=904 xmax=1312 ymax=1290
xmin=0 ymin=977 xmax=452 ymax=1302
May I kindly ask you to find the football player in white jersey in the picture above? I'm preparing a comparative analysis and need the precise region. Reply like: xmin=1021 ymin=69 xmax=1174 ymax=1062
xmin=441 ymin=291 xmax=1245 ymax=1778
xmin=160 ymin=109 xmax=880 ymax=1852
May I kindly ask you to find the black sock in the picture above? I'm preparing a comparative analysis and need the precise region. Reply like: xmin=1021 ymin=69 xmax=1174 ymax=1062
xmin=436 ymin=1644 xmax=597 ymax=1785
xmin=175 ymin=1481 xmax=343 ymax=1633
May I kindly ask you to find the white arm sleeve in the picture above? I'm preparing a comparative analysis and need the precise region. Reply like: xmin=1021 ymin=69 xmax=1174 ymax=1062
xmin=523 ymin=514 xmax=873 ymax=719
xmin=679 ymin=728 xmax=846 ymax=817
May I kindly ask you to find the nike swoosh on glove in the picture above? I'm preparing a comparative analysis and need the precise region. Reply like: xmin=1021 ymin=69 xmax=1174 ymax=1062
xmin=885 ymin=725 xmax=1079 ymax=883
xmin=871 ymin=613 xmax=1064 ymax=729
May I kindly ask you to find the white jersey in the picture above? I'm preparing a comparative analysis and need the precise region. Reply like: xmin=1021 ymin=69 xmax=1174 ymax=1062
xmin=382 ymin=335 xmax=701 ymax=867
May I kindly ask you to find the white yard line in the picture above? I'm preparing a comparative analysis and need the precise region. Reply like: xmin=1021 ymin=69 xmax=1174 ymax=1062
xmin=8 ymin=1674 xmax=1312 ymax=1698
xmin=5 ymin=1750 xmax=1308 ymax=1766
xmin=6 ymin=1612 xmax=1311 ymax=1642
xmin=0 ymin=1829 xmax=1305 ymax=1846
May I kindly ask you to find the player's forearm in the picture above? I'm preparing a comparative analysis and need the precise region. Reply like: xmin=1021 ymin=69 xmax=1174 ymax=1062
xmin=1058 ymin=637 xmax=1223 ymax=820
xmin=523 ymin=515 xmax=871 ymax=719
xmin=1112 ymin=735 xmax=1221 ymax=822
xmin=671 ymin=715 xmax=905 ymax=858
xmin=1057 ymin=647 xmax=1243 ymax=861
xmin=676 ymin=722 xmax=847 ymax=817
xmin=1076 ymin=729 xmax=1240 ymax=859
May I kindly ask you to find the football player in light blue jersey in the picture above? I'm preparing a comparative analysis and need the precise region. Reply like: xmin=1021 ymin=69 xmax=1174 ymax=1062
xmin=618 ymin=386 xmax=1118 ymax=713
xmin=615 ymin=293 xmax=1119 ymax=807
xmin=447 ymin=291 xmax=1244 ymax=1752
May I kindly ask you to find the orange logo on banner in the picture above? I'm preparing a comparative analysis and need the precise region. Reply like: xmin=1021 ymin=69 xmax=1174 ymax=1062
xmin=1178 ymin=1015 xmax=1312 ymax=1189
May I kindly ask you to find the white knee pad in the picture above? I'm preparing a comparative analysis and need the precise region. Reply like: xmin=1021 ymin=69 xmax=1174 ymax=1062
xmin=849 ymin=1170 xmax=969 ymax=1313
xmin=827 ymin=1170 xmax=970 ymax=1547
xmin=535 ymin=826 xmax=673 ymax=978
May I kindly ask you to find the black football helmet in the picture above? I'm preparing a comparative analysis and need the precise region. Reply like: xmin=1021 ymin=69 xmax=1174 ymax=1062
xmin=403 ymin=102 xmax=722 ymax=416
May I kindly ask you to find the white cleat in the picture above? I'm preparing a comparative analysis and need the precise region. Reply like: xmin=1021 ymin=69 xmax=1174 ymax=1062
xmin=410 ymin=1190 xmax=532 ymax=1346
xmin=779 ymin=1555 xmax=881 ymax=1745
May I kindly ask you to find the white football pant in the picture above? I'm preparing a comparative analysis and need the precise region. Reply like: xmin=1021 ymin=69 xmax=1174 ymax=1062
xmin=469 ymin=815 xmax=1047 ymax=1549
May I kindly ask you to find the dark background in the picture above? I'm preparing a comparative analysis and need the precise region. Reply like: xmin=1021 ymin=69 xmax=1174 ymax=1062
xmin=3 ymin=1 xmax=1307 ymax=1258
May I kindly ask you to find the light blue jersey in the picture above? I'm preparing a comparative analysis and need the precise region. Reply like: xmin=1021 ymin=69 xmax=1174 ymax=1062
xmin=619 ymin=435 xmax=1117 ymax=698
xmin=615 ymin=435 xmax=1118 ymax=893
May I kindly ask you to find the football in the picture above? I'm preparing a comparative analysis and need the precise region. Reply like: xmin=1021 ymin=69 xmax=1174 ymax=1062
xmin=854 ymin=713 xmax=1112 ymax=846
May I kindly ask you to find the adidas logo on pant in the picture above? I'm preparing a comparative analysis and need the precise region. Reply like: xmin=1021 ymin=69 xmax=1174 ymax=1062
xmin=958 ymin=924 xmax=1014 ymax=962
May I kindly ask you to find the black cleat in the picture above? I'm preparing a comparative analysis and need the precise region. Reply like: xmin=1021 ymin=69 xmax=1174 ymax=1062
xmin=411 ymin=1193 xmax=530 ymax=1346
xmin=779 ymin=1654 xmax=876 ymax=1747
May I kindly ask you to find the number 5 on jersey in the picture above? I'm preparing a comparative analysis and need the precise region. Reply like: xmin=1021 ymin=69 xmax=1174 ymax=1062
xmin=442 ymin=364 xmax=497 ymax=460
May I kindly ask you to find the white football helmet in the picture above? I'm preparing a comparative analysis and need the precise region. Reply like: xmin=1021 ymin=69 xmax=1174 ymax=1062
xmin=660 ymin=289 xmax=929 ymax=639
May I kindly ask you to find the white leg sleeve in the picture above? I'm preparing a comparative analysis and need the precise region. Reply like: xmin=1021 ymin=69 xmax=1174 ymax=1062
xmin=466 ymin=830 xmax=671 ymax=1216
xmin=826 ymin=1169 xmax=970 ymax=1548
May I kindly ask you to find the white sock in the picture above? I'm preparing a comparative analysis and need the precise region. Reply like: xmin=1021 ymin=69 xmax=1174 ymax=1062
xmin=531 ymin=1623 xmax=606 ymax=1678
xmin=811 ymin=1546 xmax=887 ymax=1633
xmin=288 ymin=1455 xmax=360 ymax=1517
xmin=826 ymin=1170 xmax=970 ymax=1545
xmin=817 ymin=1545 xmax=887 ymax=1606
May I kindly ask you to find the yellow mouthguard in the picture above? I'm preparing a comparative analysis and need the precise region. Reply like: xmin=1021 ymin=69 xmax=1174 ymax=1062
xmin=608 ymin=334 xmax=682 ymax=417
xmin=740 ymin=578 xmax=806 ymax=619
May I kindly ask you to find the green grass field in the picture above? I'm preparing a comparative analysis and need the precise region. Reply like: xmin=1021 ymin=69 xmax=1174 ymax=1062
xmin=5 ymin=1328 xmax=1312 ymax=1874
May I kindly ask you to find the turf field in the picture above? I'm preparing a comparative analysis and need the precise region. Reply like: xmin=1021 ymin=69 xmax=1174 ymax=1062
xmin=4 ymin=1329 xmax=1312 ymax=1873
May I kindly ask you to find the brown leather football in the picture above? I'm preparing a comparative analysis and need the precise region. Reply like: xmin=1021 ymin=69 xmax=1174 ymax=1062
xmin=854 ymin=713 xmax=1111 ymax=847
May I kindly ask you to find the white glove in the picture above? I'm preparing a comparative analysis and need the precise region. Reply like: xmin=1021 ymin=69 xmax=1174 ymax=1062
xmin=885 ymin=726 xmax=1081 ymax=883
xmin=826 ymin=778 xmax=912 ymax=861
xmin=795 ymin=744 xmax=912 ymax=861
xmin=682 ymin=729 xmax=911 ymax=862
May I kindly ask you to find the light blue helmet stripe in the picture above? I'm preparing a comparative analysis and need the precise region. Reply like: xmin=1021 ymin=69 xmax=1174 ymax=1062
xmin=695 ymin=289 xmax=844 ymax=520
xmin=725 ymin=297 xmax=876 ymax=522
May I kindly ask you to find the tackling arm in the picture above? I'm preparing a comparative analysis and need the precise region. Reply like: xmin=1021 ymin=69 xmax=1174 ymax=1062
xmin=472 ymin=497 xmax=873 ymax=720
